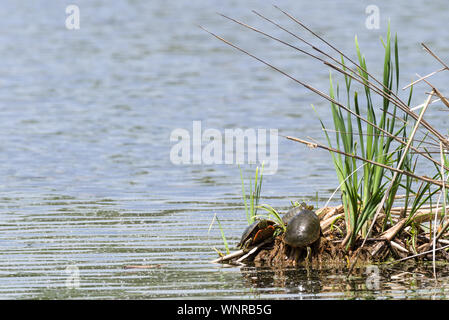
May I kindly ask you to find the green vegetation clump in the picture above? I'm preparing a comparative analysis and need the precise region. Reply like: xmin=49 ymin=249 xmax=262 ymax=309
xmin=205 ymin=8 xmax=449 ymax=267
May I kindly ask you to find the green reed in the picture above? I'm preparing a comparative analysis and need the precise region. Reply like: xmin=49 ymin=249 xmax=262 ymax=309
xmin=240 ymin=163 xmax=264 ymax=224
xmin=319 ymin=25 xmax=415 ymax=248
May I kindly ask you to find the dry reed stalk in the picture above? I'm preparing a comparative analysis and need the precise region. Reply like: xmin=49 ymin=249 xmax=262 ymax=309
xmin=370 ymin=218 xmax=408 ymax=256
xmin=215 ymin=12 xmax=449 ymax=171
xmin=321 ymin=213 xmax=344 ymax=233
xmin=361 ymin=91 xmax=435 ymax=251
xmin=272 ymin=5 xmax=448 ymax=145
xmin=403 ymin=67 xmax=447 ymax=90
xmin=285 ymin=135 xmax=449 ymax=188
xmin=389 ymin=244 xmax=449 ymax=264
xmin=211 ymin=249 xmax=244 ymax=263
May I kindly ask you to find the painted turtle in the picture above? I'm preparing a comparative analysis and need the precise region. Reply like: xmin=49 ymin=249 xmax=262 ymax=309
xmin=237 ymin=219 xmax=276 ymax=250
xmin=283 ymin=204 xmax=320 ymax=248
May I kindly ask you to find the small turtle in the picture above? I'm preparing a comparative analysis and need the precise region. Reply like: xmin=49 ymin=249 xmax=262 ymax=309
xmin=283 ymin=204 xmax=321 ymax=261
xmin=237 ymin=219 xmax=276 ymax=250
xmin=284 ymin=209 xmax=320 ymax=248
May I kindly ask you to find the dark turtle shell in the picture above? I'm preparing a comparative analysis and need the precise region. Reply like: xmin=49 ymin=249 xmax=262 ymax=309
xmin=237 ymin=219 xmax=275 ymax=249
xmin=284 ymin=208 xmax=320 ymax=248
xmin=282 ymin=202 xmax=309 ymax=225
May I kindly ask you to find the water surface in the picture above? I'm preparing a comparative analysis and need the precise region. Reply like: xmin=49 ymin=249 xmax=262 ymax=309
xmin=1 ymin=0 xmax=449 ymax=299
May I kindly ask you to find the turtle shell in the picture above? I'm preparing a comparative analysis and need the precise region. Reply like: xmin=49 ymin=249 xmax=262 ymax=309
xmin=282 ymin=202 xmax=308 ymax=225
xmin=237 ymin=219 xmax=275 ymax=249
xmin=284 ymin=209 xmax=320 ymax=248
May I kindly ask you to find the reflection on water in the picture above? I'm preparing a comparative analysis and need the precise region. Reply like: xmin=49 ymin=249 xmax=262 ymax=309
xmin=0 ymin=0 xmax=449 ymax=298
xmin=238 ymin=263 xmax=449 ymax=299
